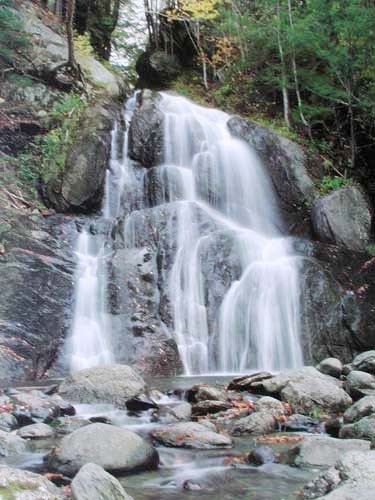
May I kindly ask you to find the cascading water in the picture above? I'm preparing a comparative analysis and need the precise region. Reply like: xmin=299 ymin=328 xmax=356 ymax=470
xmin=154 ymin=93 xmax=303 ymax=374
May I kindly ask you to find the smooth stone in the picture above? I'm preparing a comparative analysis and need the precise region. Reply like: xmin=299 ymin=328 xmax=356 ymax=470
xmin=157 ymin=402 xmax=192 ymax=423
xmin=151 ymin=422 xmax=232 ymax=449
xmin=0 ymin=412 xmax=18 ymax=432
xmin=47 ymin=423 xmax=158 ymax=476
xmin=351 ymin=350 xmax=375 ymax=374
xmin=340 ymin=414 xmax=375 ymax=440
xmin=186 ymin=384 xmax=226 ymax=403
xmin=126 ymin=394 xmax=157 ymax=412
xmin=192 ymin=400 xmax=232 ymax=416
xmin=343 ymin=395 xmax=375 ymax=423
xmin=59 ymin=365 xmax=146 ymax=409
xmin=254 ymin=396 xmax=286 ymax=417
xmin=53 ymin=416 xmax=91 ymax=435
xmin=229 ymin=411 xmax=276 ymax=436
xmin=0 ymin=466 xmax=65 ymax=499
xmin=17 ymin=423 xmax=54 ymax=439
xmin=317 ymin=358 xmax=343 ymax=378
xmin=71 ymin=463 xmax=133 ymax=500
xmin=292 ymin=435 xmax=370 ymax=467
xmin=248 ymin=445 xmax=276 ymax=465
xmin=345 ymin=370 xmax=375 ymax=400
xmin=284 ymin=414 xmax=319 ymax=432
xmin=0 ymin=429 xmax=26 ymax=456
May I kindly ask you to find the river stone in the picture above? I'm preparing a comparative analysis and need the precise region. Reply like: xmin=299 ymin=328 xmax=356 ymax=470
xmin=227 ymin=372 xmax=273 ymax=392
xmin=53 ymin=416 xmax=91 ymax=436
xmin=151 ymin=422 xmax=232 ymax=449
xmin=128 ymin=90 xmax=164 ymax=168
xmin=345 ymin=370 xmax=375 ymax=400
xmin=292 ymin=435 xmax=370 ymax=467
xmin=343 ymin=396 xmax=375 ymax=423
xmin=248 ymin=445 xmax=276 ymax=465
xmin=47 ymin=423 xmax=158 ymax=476
xmin=158 ymin=402 xmax=192 ymax=423
xmin=317 ymin=358 xmax=343 ymax=378
xmin=340 ymin=414 xmax=375 ymax=441
xmin=0 ymin=429 xmax=26 ymax=456
xmin=11 ymin=391 xmax=60 ymax=424
xmin=228 ymin=411 xmax=276 ymax=436
xmin=254 ymin=397 xmax=286 ymax=417
xmin=187 ymin=384 xmax=226 ymax=403
xmin=301 ymin=450 xmax=375 ymax=499
xmin=351 ymin=350 xmax=375 ymax=374
xmin=0 ymin=466 xmax=65 ymax=499
xmin=17 ymin=423 xmax=54 ymax=439
xmin=192 ymin=400 xmax=232 ymax=416
xmin=311 ymin=186 xmax=371 ymax=251
xmin=58 ymin=365 xmax=145 ymax=409
xmin=0 ymin=413 xmax=17 ymax=432
xmin=71 ymin=463 xmax=133 ymax=500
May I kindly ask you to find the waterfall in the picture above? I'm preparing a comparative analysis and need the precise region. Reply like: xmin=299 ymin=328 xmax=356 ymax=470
xmin=158 ymin=93 xmax=303 ymax=374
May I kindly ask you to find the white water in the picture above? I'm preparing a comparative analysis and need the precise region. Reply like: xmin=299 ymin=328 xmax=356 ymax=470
xmin=158 ymin=93 xmax=303 ymax=374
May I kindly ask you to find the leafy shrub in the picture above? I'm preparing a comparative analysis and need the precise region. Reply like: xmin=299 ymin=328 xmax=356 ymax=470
xmin=0 ymin=0 xmax=28 ymax=63
xmin=320 ymin=176 xmax=353 ymax=195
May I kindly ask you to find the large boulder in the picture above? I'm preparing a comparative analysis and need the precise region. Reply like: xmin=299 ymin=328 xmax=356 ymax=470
xmin=228 ymin=411 xmax=276 ymax=436
xmin=301 ymin=450 xmax=375 ymax=499
xmin=151 ymin=422 xmax=232 ymax=449
xmin=136 ymin=50 xmax=181 ymax=87
xmin=317 ymin=358 xmax=343 ymax=378
xmin=227 ymin=116 xmax=319 ymax=232
xmin=17 ymin=423 xmax=54 ymax=439
xmin=345 ymin=370 xmax=375 ymax=400
xmin=351 ymin=350 xmax=375 ymax=374
xmin=128 ymin=90 xmax=164 ymax=168
xmin=340 ymin=414 xmax=375 ymax=441
xmin=46 ymin=101 xmax=119 ymax=213
xmin=0 ymin=466 xmax=65 ymax=499
xmin=292 ymin=435 xmax=370 ymax=467
xmin=47 ymin=423 xmax=158 ymax=476
xmin=58 ymin=365 xmax=146 ymax=409
xmin=71 ymin=463 xmax=133 ymax=500
xmin=343 ymin=396 xmax=375 ymax=424
xmin=311 ymin=186 xmax=371 ymax=251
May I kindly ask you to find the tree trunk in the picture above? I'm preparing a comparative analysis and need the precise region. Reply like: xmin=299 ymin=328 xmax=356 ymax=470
xmin=66 ymin=0 xmax=76 ymax=68
xmin=276 ymin=0 xmax=291 ymax=128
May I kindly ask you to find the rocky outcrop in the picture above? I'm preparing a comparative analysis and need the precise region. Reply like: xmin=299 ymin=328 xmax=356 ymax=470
xmin=58 ymin=365 xmax=146 ymax=409
xmin=312 ymin=186 xmax=371 ymax=251
xmin=71 ymin=463 xmax=134 ymax=500
xmin=136 ymin=50 xmax=181 ymax=87
xmin=0 ymin=466 xmax=65 ymax=499
xmin=47 ymin=423 xmax=159 ymax=476
xmin=128 ymin=90 xmax=164 ymax=168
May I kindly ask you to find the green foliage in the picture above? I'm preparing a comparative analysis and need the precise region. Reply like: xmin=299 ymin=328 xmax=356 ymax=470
xmin=320 ymin=175 xmax=353 ymax=195
xmin=0 ymin=0 xmax=28 ymax=63
xmin=52 ymin=94 xmax=84 ymax=118
xmin=366 ymin=244 xmax=375 ymax=257
xmin=5 ymin=73 xmax=33 ymax=87
xmin=74 ymin=34 xmax=94 ymax=57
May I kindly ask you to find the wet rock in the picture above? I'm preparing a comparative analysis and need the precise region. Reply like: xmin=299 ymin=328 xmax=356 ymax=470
xmin=351 ymin=350 xmax=375 ymax=374
xmin=324 ymin=417 xmax=342 ymax=438
xmin=58 ymin=365 xmax=146 ymax=409
xmin=0 ymin=429 xmax=26 ymax=456
xmin=49 ymin=395 xmax=76 ymax=416
xmin=53 ymin=416 xmax=91 ymax=436
xmin=317 ymin=358 xmax=343 ymax=378
xmin=227 ymin=372 xmax=273 ymax=392
xmin=284 ymin=414 xmax=319 ymax=433
xmin=157 ymin=402 xmax=192 ymax=423
xmin=311 ymin=186 xmax=371 ymax=251
xmin=17 ymin=423 xmax=54 ymax=439
xmin=126 ymin=395 xmax=158 ymax=412
xmin=71 ymin=463 xmax=133 ymax=500
xmin=292 ymin=435 xmax=370 ymax=467
xmin=136 ymin=50 xmax=181 ymax=87
xmin=228 ymin=411 xmax=276 ymax=436
xmin=340 ymin=414 xmax=375 ymax=441
xmin=47 ymin=423 xmax=159 ymax=476
xmin=0 ymin=466 xmax=65 ymax=499
xmin=187 ymin=384 xmax=227 ymax=403
xmin=345 ymin=370 xmax=375 ymax=400
xmin=343 ymin=396 xmax=375 ymax=423
xmin=151 ymin=422 xmax=232 ymax=449
xmin=254 ymin=397 xmax=286 ymax=418
xmin=248 ymin=445 xmax=275 ymax=465
xmin=0 ymin=412 xmax=17 ymax=432
xmin=192 ymin=400 xmax=232 ymax=416
xmin=128 ymin=90 xmax=164 ymax=168
xmin=11 ymin=391 xmax=61 ymax=424
xmin=301 ymin=450 xmax=375 ymax=499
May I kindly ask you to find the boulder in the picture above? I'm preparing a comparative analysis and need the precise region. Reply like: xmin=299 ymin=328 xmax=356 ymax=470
xmin=340 ymin=414 xmax=375 ymax=441
xmin=71 ymin=463 xmax=133 ymax=500
xmin=311 ymin=186 xmax=371 ymax=251
xmin=0 ymin=413 xmax=17 ymax=432
xmin=128 ymin=90 xmax=164 ymax=168
xmin=58 ymin=365 xmax=145 ymax=409
xmin=0 ymin=429 xmax=26 ymax=456
xmin=301 ymin=450 xmax=375 ymax=499
xmin=47 ymin=423 xmax=158 ymax=476
xmin=228 ymin=411 xmax=276 ymax=436
xmin=248 ymin=446 xmax=275 ymax=466
xmin=187 ymin=384 xmax=227 ymax=403
xmin=317 ymin=358 xmax=343 ymax=378
xmin=227 ymin=372 xmax=273 ymax=392
xmin=157 ymin=402 xmax=192 ymax=423
xmin=136 ymin=50 xmax=181 ymax=87
xmin=151 ymin=422 xmax=232 ymax=449
xmin=343 ymin=396 xmax=375 ymax=423
xmin=351 ymin=350 xmax=375 ymax=374
xmin=0 ymin=466 xmax=65 ymax=499
xmin=17 ymin=423 xmax=54 ymax=439
xmin=292 ymin=435 xmax=370 ymax=467
xmin=192 ymin=400 xmax=232 ymax=416
xmin=53 ymin=416 xmax=91 ymax=435
xmin=253 ymin=397 xmax=286 ymax=418
xmin=345 ymin=370 xmax=375 ymax=400
xmin=284 ymin=414 xmax=319 ymax=433
xmin=11 ymin=391 xmax=60 ymax=425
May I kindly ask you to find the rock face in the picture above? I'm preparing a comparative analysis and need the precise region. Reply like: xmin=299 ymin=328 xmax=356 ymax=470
xmin=227 ymin=116 xmax=319 ymax=232
xmin=311 ymin=186 xmax=371 ymax=251
xmin=302 ymin=450 xmax=375 ymax=499
xmin=128 ymin=90 xmax=164 ymax=168
xmin=47 ymin=423 xmax=159 ymax=476
xmin=71 ymin=463 xmax=133 ymax=500
xmin=136 ymin=50 xmax=182 ymax=87
xmin=292 ymin=435 xmax=370 ymax=467
xmin=151 ymin=422 xmax=232 ymax=449
xmin=58 ymin=365 xmax=146 ymax=409
xmin=46 ymin=101 xmax=119 ymax=213
xmin=0 ymin=466 xmax=65 ymax=499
